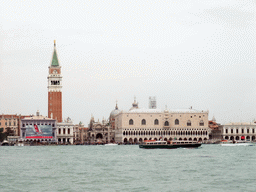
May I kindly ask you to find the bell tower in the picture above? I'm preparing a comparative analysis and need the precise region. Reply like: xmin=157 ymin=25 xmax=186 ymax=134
xmin=48 ymin=40 xmax=62 ymax=122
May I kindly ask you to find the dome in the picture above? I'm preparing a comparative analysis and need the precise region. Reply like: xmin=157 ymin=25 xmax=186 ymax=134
xmin=110 ymin=103 xmax=121 ymax=118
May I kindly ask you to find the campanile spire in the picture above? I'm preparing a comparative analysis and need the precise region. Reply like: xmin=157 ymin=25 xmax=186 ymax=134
xmin=47 ymin=40 xmax=62 ymax=122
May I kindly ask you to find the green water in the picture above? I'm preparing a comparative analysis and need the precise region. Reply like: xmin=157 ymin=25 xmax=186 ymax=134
xmin=0 ymin=145 xmax=255 ymax=192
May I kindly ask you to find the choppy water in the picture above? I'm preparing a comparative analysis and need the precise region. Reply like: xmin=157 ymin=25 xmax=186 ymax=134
xmin=0 ymin=144 xmax=256 ymax=192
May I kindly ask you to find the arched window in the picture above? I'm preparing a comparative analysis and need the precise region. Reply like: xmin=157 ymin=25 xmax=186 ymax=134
xmin=164 ymin=121 xmax=169 ymax=126
xmin=187 ymin=120 xmax=191 ymax=126
xmin=175 ymin=119 xmax=179 ymax=125
xmin=199 ymin=120 xmax=204 ymax=126
xmin=142 ymin=119 xmax=146 ymax=125
xmin=154 ymin=119 xmax=159 ymax=125
xmin=129 ymin=119 xmax=134 ymax=125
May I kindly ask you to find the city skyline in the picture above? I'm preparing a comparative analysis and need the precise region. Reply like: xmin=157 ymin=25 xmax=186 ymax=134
xmin=1 ymin=0 xmax=256 ymax=124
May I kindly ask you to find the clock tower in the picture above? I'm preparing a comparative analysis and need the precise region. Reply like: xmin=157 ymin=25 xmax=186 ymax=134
xmin=48 ymin=40 xmax=62 ymax=122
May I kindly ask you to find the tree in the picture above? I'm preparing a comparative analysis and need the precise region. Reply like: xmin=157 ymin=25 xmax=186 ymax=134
xmin=0 ymin=128 xmax=6 ymax=142
xmin=5 ymin=127 xmax=14 ymax=136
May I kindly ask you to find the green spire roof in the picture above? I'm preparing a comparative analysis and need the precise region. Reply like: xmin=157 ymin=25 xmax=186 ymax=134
xmin=51 ymin=41 xmax=59 ymax=66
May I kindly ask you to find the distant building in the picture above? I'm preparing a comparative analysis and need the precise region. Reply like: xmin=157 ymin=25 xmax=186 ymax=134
xmin=149 ymin=96 xmax=156 ymax=109
xmin=0 ymin=114 xmax=30 ymax=136
xmin=48 ymin=40 xmax=62 ymax=123
xmin=20 ymin=111 xmax=57 ymax=143
xmin=73 ymin=122 xmax=88 ymax=144
xmin=109 ymin=102 xmax=121 ymax=130
xmin=208 ymin=117 xmax=223 ymax=141
xmin=115 ymin=99 xmax=210 ymax=143
xmin=222 ymin=122 xmax=256 ymax=141
xmin=88 ymin=116 xmax=115 ymax=143
xmin=57 ymin=117 xmax=74 ymax=144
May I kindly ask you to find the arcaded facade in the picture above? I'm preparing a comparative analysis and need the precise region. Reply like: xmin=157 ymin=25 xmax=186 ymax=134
xmin=222 ymin=122 xmax=256 ymax=141
xmin=115 ymin=101 xmax=209 ymax=143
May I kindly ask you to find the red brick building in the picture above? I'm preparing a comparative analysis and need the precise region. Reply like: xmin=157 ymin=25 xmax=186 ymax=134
xmin=48 ymin=40 xmax=62 ymax=123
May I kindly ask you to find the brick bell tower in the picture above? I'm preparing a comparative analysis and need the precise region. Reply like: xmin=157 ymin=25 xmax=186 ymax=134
xmin=48 ymin=40 xmax=62 ymax=122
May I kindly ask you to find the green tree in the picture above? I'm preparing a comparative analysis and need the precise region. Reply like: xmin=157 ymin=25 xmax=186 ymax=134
xmin=0 ymin=128 xmax=6 ymax=142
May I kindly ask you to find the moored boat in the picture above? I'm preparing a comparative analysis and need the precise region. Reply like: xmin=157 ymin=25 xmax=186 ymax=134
xmin=220 ymin=140 xmax=254 ymax=146
xmin=139 ymin=140 xmax=201 ymax=149
xmin=105 ymin=143 xmax=118 ymax=146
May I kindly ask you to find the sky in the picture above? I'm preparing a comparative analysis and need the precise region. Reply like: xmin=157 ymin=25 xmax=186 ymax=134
xmin=0 ymin=0 xmax=256 ymax=125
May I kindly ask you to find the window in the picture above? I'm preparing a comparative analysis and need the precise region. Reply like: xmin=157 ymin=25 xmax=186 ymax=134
xmin=231 ymin=129 xmax=233 ymax=134
xmin=242 ymin=129 xmax=244 ymax=134
xmin=14 ymin=122 xmax=16 ymax=126
xmin=142 ymin=119 xmax=146 ymax=125
xmin=253 ymin=129 xmax=255 ymax=133
xmin=68 ymin=129 xmax=70 ymax=134
xmin=129 ymin=119 xmax=134 ymax=125
xmin=175 ymin=119 xmax=179 ymax=125
xmin=59 ymin=128 xmax=61 ymax=134
xmin=154 ymin=119 xmax=159 ymax=125
xmin=247 ymin=129 xmax=249 ymax=134
xmin=199 ymin=120 xmax=204 ymax=126
xmin=236 ymin=129 xmax=238 ymax=134
xmin=0 ymin=122 xmax=1 ymax=126
xmin=226 ymin=129 xmax=228 ymax=134
xmin=187 ymin=120 xmax=191 ymax=126
xmin=63 ymin=129 xmax=66 ymax=134
xmin=164 ymin=121 xmax=169 ymax=126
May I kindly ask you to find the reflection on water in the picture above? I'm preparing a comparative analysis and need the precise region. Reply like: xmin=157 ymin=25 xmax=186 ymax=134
xmin=0 ymin=144 xmax=256 ymax=191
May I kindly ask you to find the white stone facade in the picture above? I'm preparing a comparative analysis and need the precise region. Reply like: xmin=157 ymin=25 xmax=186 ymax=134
xmin=222 ymin=122 xmax=256 ymax=141
xmin=57 ymin=117 xmax=74 ymax=144
xmin=115 ymin=107 xmax=210 ymax=143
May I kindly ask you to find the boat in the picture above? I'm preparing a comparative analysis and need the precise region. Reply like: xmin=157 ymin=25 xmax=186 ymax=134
xmin=105 ymin=143 xmax=118 ymax=146
xmin=220 ymin=140 xmax=254 ymax=146
xmin=139 ymin=140 xmax=201 ymax=149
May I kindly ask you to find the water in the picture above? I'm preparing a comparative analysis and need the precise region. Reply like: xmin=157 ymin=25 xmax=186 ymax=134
xmin=0 ymin=145 xmax=256 ymax=192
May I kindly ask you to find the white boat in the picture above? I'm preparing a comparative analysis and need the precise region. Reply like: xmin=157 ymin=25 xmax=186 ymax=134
xmin=105 ymin=143 xmax=118 ymax=146
xmin=220 ymin=140 xmax=254 ymax=146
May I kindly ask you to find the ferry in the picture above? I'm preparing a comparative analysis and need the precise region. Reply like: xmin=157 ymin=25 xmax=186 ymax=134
xmin=139 ymin=140 xmax=201 ymax=149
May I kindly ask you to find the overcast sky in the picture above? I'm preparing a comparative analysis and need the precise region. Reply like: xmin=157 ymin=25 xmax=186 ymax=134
xmin=0 ymin=0 xmax=256 ymax=125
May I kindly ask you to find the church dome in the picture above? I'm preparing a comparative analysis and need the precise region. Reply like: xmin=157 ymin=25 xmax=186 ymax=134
xmin=110 ymin=103 xmax=121 ymax=118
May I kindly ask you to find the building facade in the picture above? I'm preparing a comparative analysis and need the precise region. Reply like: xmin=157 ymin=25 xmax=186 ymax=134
xmin=20 ymin=111 xmax=57 ymax=143
xmin=73 ymin=122 xmax=88 ymax=144
xmin=0 ymin=114 xmax=29 ymax=136
xmin=87 ymin=117 xmax=115 ymax=144
xmin=48 ymin=40 xmax=62 ymax=123
xmin=222 ymin=122 xmax=256 ymax=141
xmin=115 ymin=100 xmax=210 ymax=143
xmin=57 ymin=117 xmax=74 ymax=144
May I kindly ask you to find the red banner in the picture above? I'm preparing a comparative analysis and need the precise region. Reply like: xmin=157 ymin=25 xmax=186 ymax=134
xmin=26 ymin=136 xmax=53 ymax=139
